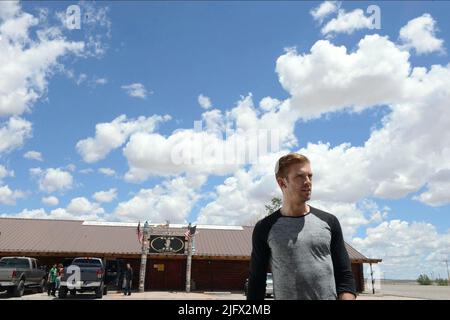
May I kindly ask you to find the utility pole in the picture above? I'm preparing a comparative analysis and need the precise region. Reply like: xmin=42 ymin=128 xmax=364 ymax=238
xmin=446 ymin=259 xmax=450 ymax=286
xmin=138 ymin=221 xmax=150 ymax=293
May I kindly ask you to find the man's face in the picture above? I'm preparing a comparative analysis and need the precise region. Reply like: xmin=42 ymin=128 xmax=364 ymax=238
xmin=279 ymin=162 xmax=313 ymax=202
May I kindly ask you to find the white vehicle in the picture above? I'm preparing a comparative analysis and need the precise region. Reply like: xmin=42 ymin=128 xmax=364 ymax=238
xmin=265 ymin=273 xmax=273 ymax=297
xmin=244 ymin=273 xmax=273 ymax=298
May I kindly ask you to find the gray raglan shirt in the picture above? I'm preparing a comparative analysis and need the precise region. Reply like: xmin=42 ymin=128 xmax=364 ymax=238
xmin=247 ymin=206 xmax=356 ymax=300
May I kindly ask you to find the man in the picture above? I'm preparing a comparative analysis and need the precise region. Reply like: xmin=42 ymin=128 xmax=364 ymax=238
xmin=123 ymin=263 xmax=133 ymax=296
xmin=247 ymin=153 xmax=356 ymax=300
xmin=47 ymin=264 xmax=58 ymax=297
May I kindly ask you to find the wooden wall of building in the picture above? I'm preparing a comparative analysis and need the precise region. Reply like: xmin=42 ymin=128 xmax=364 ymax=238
xmin=145 ymin=258 xmax=186 ymax=290
xmin=191 ymin=260 xmax=249 ymax=291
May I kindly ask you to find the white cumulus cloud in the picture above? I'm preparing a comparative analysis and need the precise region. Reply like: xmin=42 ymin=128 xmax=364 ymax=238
xmin=321 ymin=8 xmax=374 ymax=35
xmin=0 ymin=2 xmax=84 ymax=117
xmin=76 ymin=114 xmax=171 ymax=163
xmin=121 ymin=83 xmax=150 ymax=99
xmin=276 ymin=34 xmax=411 ymax=120
xmin=0 ymin=165 xmax=14 ymax=182
xmin=66 ymin=197 xmax=104 ymax=215
xmin=41 ymin=196 xmax=59 ymax=206
xmin=93 ymin=188 xmax=117 ymax=203
xmin=198 ymin=94 xmax=212 ymax=109
xmin=352 ymin=220 xmax=450 ymax=279
xmin=30 ymin=167 xmax=73 ymax=193
xmin=123 ymin=94 xmax=298 ymax=182
xmin=0 ymin=185 xmax=24 ymax=205
xmin=0 ymin=117 xmax=32 ymax=154
xmin=399 ymin=13 xmax=444 ymax=55
xmin=310 ymin=1 xmax=340 ymax=23
xmin=114 ymin=175 xmax=206 ymax=222
xmin=1 ymin=207 xmax=103 ymax=221
xmin=98 ymin=167 xmax=116 ymax=177
xmin=23 ymin=150 xmax=43 ymax=161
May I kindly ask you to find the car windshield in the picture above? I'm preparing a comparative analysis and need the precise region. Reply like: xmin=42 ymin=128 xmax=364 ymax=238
xmin=71 ymin=259 xmax=102 ymax=268
xmin=0 ymin=258 xmax=29 ymax=268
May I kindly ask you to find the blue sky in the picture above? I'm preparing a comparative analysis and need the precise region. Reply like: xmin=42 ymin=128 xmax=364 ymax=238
xmin=1 ymin=1 xmax=450 ymax=279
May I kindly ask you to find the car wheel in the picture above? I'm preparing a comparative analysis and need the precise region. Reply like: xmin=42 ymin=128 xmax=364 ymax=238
xmin=38 ymin=278 xmax=46 ymax=293
xmin=95 ymin=285 xmax=103 ymax=299
xmin=7 ymin=287 xmax=14 ymax=296
xmin=13 ymin=280 xmax=25 ymax=297
xmin=103 ymin=285 xmax=108 ymax=295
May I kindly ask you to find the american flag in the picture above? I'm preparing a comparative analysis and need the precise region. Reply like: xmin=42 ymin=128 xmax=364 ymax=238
xmin=184 ymin=224 xmax=196 ymax=241
xmin=136 ymin=221 xmax=143 ymax=244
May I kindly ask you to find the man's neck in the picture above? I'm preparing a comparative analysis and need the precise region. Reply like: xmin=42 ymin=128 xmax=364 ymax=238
xmin=280 ymin=201 xmax=310 ymax=217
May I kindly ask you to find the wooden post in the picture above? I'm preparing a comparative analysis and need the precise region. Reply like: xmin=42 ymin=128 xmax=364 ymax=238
xmin=369 ymin=263 xmax=375 ymax=294
xmin=138 ymin=223 xmax=149 ymax=292
xmin=186 ymin=237 xmax=192 ymax=293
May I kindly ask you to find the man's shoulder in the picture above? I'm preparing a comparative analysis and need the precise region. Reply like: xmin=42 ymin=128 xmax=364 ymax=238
xmin=254 ymin=210 xmax=282 ymax=231
xmin=310 ymin=206 xmax=339 ymax=224
xmin=251 ymin=210 xmax=281 ymax=243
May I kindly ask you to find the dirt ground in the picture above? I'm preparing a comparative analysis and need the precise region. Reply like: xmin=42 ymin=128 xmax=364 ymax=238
xmin=1 ymin=282 xmax=449 ymax=300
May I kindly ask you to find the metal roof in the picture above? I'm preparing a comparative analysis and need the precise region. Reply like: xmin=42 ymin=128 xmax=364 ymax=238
xmin=0 ymin=217 xmax=380 ymax=263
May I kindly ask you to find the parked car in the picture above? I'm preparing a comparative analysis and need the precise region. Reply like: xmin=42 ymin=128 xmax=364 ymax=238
xmin=58 ymin=257 xmax=105 ymax=299
xmin=244 ymin=273 xmax=273 ymax=298
xmin=0 ymin=257 xmax=47 ymax=297
xmin=265 ymin=273 xmax=273 ymax=297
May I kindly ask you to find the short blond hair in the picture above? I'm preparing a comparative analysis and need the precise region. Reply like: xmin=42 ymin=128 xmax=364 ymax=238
xmin=275 ymin=153 xmax=310 ymax=180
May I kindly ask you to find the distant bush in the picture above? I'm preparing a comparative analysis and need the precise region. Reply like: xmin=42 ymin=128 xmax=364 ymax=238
xmin=417 ymin=274 xmax=432 ymax=285
xmin=435 ymin=278 xmax=449 ymax=286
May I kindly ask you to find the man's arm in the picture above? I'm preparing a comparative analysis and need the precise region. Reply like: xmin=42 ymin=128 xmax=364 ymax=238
xmin=338 ymin=292 xmax=356 ymax=300
xmin=330 ymin=216 xmax=357 ymax=300
xmin=247 ymin=221 xmax=270 ymax=300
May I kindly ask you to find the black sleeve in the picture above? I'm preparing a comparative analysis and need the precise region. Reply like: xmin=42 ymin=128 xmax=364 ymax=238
xmin=247 ymin=220 xmax=271 ymax=300
xmin=330 ymin=216 xmax=357 ymax=297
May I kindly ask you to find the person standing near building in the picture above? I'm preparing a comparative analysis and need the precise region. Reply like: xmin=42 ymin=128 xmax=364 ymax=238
xmin=55 ymin=263 xmax=64 ymax=292
xmin=247 ymin=153 xmax=356 ymax=300
xmin=47 ymin=264 xmax=58 ymax=296
xmin=123 ymin=263 xmax=133 ymax=296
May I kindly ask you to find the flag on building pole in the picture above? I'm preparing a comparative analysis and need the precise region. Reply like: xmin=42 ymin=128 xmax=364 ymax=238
xmin=136 ymin=221 xmax=143 ymax=244
xmin=184 ymin=223 xmax=196 ymax=241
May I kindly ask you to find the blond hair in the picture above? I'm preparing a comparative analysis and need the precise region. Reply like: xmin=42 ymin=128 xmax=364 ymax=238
xmin=275 ymin=153 xmax=310 ymax=180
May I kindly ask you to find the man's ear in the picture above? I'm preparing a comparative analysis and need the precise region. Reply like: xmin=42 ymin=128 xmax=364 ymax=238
xmin=277 ymin=177 xmax=286 ymax=189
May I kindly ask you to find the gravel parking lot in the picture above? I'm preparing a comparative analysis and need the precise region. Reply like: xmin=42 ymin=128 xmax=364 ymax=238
xmin=1 ymin=284 xmax=449 ymax=300
xmin=366 ymin=283 xmax=450 ymax=300
xmin=0 ymin=290 xmax=250 ymax=300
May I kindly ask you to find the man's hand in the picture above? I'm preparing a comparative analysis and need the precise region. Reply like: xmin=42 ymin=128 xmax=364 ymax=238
xmin=338 ymin=292 xmax=356 ymax=300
